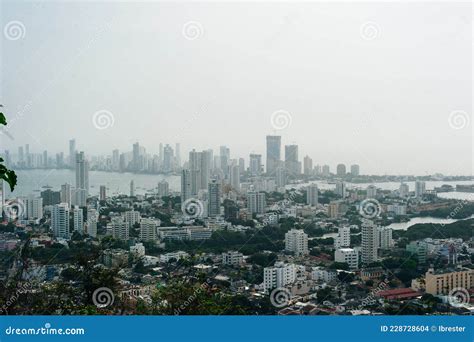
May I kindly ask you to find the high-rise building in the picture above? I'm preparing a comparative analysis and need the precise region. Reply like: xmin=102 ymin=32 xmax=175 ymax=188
xmin=140 ymin=218 xmax=157 ymax=241
xmin=247 ymin=191 xmax=266 ymax=214
xmin=336 ymin=164 xmax=346 ymax=176
xmin=41 ymin=189 xmax=61 ymax=206
xmin=399 ymin=182 xmax=409 ymax=198
xmin=189 ymin=149 xmax=202 ymax=195
xmin=99 ymin=185 xmax=106 ymax=201
xmin=112 ymin=149 xmax=120 ymax=171
xmin=266 ymin=135 xmax=281 ymax=175
xmin=238 ymin=158 xmax=245 ymax=174
xmin=73 ymin=206 xmax=84 ymax=234
xmin=366 ymin=185 xmax=377 ymax=199
xmin=60 ymin=183 xmax=72 ymax=206
xmin=303 ymin=155 xmax=313 ymax=175
xmin=306 ymin=184 xmax=318 ymax=206
xmin=415 ymin=180 xmax=426 ymax=198
xmin=335 ymin=181 xmax=346 ymax=198
xmin=163 ymin=144 xmax=174 ymax=173
xmin=86 ymin=208 xmax=98 ymax=238
xmin=285 ymin=229 xmax=309 ymax=256
xmin=208 ymin=179 xmax=221 ymax=217
xmin=107 ymin=217 xmax=129 ymax=240
xmin=132 ymin=142 xmax=140 ymax=171
xmin=263 ymin=262 xmax=296 ymax=291
xmin=322 ymin=164 xmax=330 ymax=177
xmin=377 ymin=226 xmax=393 ymax=249
xmin=124 ymin=210 xmax=141 ymax=228
xmin=200 ymin=150 xmax=212 ymax=191
xmin=229 ymin=164 xmax=240 ymax=192
xmin=130 ymin=180 xmax=135 ymax=197
xmin=335 ymin=248 xmax=359 ymax=269
xmin=75 ymin=151 xmax=89 ymax=195
xmin=275 ymin=167 xmax=286 ymax=188
xmin=181 ymin=169 xmax=192 ymax=202
xmin=285 ymin=145 xmax=300 ymax=175
xmin=350 ymin=164 xmax=360 ymax=176
xmin=361 ymin=220 xmax=378 ymax=264
xmin=158 ymin=180 xmax=169 ymax=197
xmin=73 ymin=189 xmax=87 ymax=207
xmin=52 ymin=203 xmax=70 ymax=239
xmin=219 ymin=146 xmax=230 ymax=176
xmin=69 ymin=139 xmax=76 ymax=168
xmin=334 ymin=226 xmax=351 ymax=248
xmin=249 ymin=154 xmax=262 ymax=176
xmin=23 ymin=195 xmax=43 ymax=220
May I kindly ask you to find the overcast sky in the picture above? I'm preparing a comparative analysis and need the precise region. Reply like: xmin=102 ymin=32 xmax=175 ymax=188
xmin=1 ymin=1 xmax=472 ymax=175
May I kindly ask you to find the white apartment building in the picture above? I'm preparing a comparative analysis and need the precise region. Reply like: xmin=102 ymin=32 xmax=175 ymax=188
xmin=107 ymin=217 xmax=129 ymax=240
xmin=334 ymin=226 xmax=351 ymax=249
xmin=377 ymin=226 xmax=394 ymax=249
xmin=222 ymin=251 xmax=244 ymax=266
xmin=124 ymin=210 xmax=141 ymax=228
xmin=160 ymin=251 xmax=189 ymax=263
xmin=361 ymin=220 xmax=378 ymax=264
xmin=285 ymin=229 xmax=309 ymax=256
xmin=140 ymin=218 xmax=157 ymax=241
xmin=335 ymin=248 xmax=359 ymax=269
xmin=73 ymin=206 xmax=84 ymax=234
xmin=263 ymin=262 xmax=296 ymax=291
xmin=52 ymin=203 xmax=70 ymax=239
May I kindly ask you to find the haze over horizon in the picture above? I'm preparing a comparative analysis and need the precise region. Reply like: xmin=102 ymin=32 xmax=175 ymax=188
xmin=1 ymin=1 xmax=472 ymax=176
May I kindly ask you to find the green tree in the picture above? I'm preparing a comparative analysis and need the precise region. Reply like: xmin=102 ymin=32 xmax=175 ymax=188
xmin=0 ymin=105 xmax=17 ymax=191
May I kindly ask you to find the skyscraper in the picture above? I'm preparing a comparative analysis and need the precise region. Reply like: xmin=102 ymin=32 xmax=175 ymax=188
xmin=52 ymin=203 xmax=70 ymax=239
xmin=86 ymin=208 xmax=98 ymax=238
xmin=158 ymin=180 xmax=169 ymax=197
xmin=99 ymin=185 xmax=106 ymax=201
xmin=350 ymin=164 xmax=360 ymax=176
xmin=322 ymin=164 xmax=330 ymax=177
xmin=140 ymin=218 xmax=157 ymax=241
xmin=336 ymin=164 xmax=346 ymax=176
xmin=219 ymin=146 xmax=230 ymax=176
xmin=361 ymin=220 xmax=378 ymax=264
xmin=285 ymin=144 xmax=300 ymax=176
xmin=306 ymin=184 xmax=318 ymax=206
xmin=75 ymin=151 xmax=89 ymax=195
xmin=249 ymin=154 xmax=262 ymax=176
xmin=181 ymin=169 xmax=192 ymax=202
xmin=130 ymin=180 xmax=135 ymax=197
xmin=73 ymin=206 xmax=84 ymax=234
xmin=303 ymin=155 xmax=313 ymax=175
xmin=163 ymin=144 xmax=173 ymax=173
xmin=208 ymin=179 xmax=221 ymax=217
xmin=229 ymin=164 xmax=240 ymax=191
xmin=189 ymin=149 xmax=202 ymax=195
xmin=335 ymin=181 xmax=346 ymax=198
xmin=415 ymin=180 xmax=426 ymax=198
xmin=60 ymin=183 xmax=72 ymax=206
xmin=69 ymin=139 xmax=76 ymax=168
xmin=247 ymin=191 xmax=266 ymax=214
xmin=266 ymin=135 xmax=281 ymax=175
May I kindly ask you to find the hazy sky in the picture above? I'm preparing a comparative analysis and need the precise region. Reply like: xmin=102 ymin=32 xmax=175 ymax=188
xmin=1 ymin=1 xmax=472 ymax=175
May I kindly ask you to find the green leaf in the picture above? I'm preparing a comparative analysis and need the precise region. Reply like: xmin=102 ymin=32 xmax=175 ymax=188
xmin=0 ymin=112 xmax=6 ymax=126
xmin=0 ymin=168 xmax=17 ymax=191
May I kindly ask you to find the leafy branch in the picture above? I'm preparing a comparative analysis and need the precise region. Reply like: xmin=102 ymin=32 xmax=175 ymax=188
xmin=0 ymin=105 xmax=17 ymax=191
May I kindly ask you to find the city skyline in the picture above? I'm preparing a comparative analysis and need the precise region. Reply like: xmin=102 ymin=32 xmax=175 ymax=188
xmin=1 ymin=2 xmax=472 ymax=175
